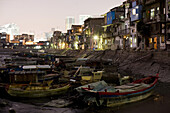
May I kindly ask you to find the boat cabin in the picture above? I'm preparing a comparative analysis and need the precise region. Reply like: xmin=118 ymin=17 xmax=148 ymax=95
xmin=76 ymin=66 xmax=103 ymax=82
xmin=22 ymin=65 xmax=52 ymax=74
xmin=9 ymin=71 xmax=46 ymax=84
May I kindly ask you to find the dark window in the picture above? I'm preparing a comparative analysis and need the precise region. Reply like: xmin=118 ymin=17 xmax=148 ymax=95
xmin=168 ymin=25 xmax=170 ymax=29
xmin=132 ymin=29 xmax=134 ymax=33
xmin=143 ymin=12 xmax=146 ymax=18
xmin=156 ymin=23 xmax=159 ymax=30
xmin=168 ymin=33 xmax=170 ymax=40
xmin=142 ymin=37 xmax=144 ymax=42
xmin=114 ymin=28 xmax=117 ymax=32
xmin=168 ymin=13 xmax=170 ymax=18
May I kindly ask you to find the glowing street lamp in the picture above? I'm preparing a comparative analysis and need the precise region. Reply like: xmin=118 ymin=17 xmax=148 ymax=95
xmin=93 ymin=35 xmax=99 ymax=50
xmin=79 ymin=28 xmax=82 ymax=32
xmin=94 ymin=36 xmax=98 ymax=40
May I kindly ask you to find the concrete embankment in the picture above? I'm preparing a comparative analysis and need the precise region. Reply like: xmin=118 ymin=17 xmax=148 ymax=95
xmin=64 ymin=49 xmax=170 ymax=83
xmin=109 ymin=50 xmax=170 ymax=83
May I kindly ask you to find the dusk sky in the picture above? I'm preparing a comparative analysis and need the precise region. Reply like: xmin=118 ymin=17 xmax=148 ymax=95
xmin=0 ymin=0 xmax=125 ymax=36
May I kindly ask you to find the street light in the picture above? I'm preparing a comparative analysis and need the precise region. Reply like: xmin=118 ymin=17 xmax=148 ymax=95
xmin=94 ymin=35 xmax=98 ymax=40
xmin=79 ymin=28 xmax=82 ymax=32
xmin=93 ymin=35 xmax=98 ymax=50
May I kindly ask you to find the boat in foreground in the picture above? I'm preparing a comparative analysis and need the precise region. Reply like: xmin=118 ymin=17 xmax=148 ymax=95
xmin=6 ymin=83 xmax=70 ymax=98
xmin=81 ymin=74 xmax=159 ymax=107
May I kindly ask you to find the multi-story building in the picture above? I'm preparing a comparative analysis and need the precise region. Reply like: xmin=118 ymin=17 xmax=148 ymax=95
xmin=13 ymin=34 xmax=34 ymax=45
xmin=71 ymin=25 xmax=82 ymax=49
xmin=83 ymin=17 xmax=104 ymax=50
xmin=102 ymin=5 xmax=125 ymax=50
xmin=0 ymin=32 xmax=10 ymax=48
xmin=120 ymin=0 xmax=131 ymax=49
xmin=66 ymin=25 xmax=82 ymax=49
xmin=166 ymin=0 xmax=170 ymax=50
xmin=65 ymin=16 xmax=75 ymax=31
xmin=129 ymin=0 xmax=143 ymax=49
xmin=60 ymin=33 xmax=67 ymax=49
xmin=143 ymin=0 xmax=166 ymax=50
xmin=102 ymin=11 xmax=114 ymax=50
xmin=66 ymin=29 xmax=73 ymax=49
xmin=112 ymin=6 xmax=125 ymax=50
xmin=51 ymin=31 xmax=62 ymax=49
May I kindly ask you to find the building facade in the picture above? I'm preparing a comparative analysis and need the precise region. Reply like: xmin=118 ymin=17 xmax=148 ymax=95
xmin=166 ymin=0 xmax=170 ymax=50
xmin=130 ymin=0 xmax=143 ymax=49
xmin=13 ymin=34 xmax=34 ymax=45
xmin=143 ymin=0 xmax=166 ymax=50
xmin=0 ymin=32 xmax=10 ymax=48
xmin=120 ymin=0 xmax=131 ymax=50
xmin=51 ymin=31 xmax=62 ymax=49
xmin=102 ymin=5 xmax=125 ymax=50
xmin=83 ymin=17 xmax=104 ymax=50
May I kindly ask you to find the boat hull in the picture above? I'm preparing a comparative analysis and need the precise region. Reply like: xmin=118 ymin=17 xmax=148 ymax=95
xmin=99 ymin=88 xmax=154 ymax=107
xmin=7 ymin=84 xmax=70 ymax=98
xmin=81 ymin=74 xmax=159 ymax=107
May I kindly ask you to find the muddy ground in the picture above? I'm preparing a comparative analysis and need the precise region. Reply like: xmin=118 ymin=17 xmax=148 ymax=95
xmin=0 ymin=82 xmax=170 ymax=113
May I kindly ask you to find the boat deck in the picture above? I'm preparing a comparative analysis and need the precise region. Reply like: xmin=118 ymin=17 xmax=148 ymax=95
xmin=94 ymin=83 xmax=150 ymax=93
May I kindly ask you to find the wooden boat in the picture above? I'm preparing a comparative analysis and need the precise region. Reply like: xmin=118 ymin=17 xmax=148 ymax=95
xmin=73 ymin=66 xmax=103 ymax=84
xmin=6 ymin=82 xmax=70 ymax=98
xmin=81 ymin=74 xmax=159 ymax=107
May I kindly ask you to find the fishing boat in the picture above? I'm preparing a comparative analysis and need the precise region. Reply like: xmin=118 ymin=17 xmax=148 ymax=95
xmin=6 ymin=82 xmax=70 ymax=98
xmin=72 ymin=66 xmax=103 ymax=84
xmin=81 ymin=74 xmax=159 ymax=107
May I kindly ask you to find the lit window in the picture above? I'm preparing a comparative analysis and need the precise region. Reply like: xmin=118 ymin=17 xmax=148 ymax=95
xmin=134 ymin=37 xmax=136 ymax=43
xmin=150 ymin=8 xmax=155 ymax=19
xmin=149 ymin=38 xmax=152 ymax=43
xmin=130 ymin=43 xmax=133 ymax=48
xmin=120 ymin=16 xmax=124 ymax=19
xmin=132 ymin=8 xmax=136 ymax=15
xmin=105 ymin=40 xmax=107 ymax=44
xmin=161 ymin=36 xmax=165 ymax=43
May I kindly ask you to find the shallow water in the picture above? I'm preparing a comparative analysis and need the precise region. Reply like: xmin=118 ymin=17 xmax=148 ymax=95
xmin=1 ymin=82 xmax=170 ymax=113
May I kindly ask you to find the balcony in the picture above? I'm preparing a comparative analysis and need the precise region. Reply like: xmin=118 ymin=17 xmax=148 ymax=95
xmin=112 ymin=18 xmax=124 ymax=25
xmin=143 ymin=14 xmax=166 ymax=24
xmin=145 ymin=0 xmax=156 ymax=5
xmin=156 ymin=14 xmax=166 ymax=22
xmin=119 ymin=28 xmax=130 ymax=35
xmin=112 ymin=32 xmax=119 ymax=36
xmin=103 ymin=32 xmax=113 ymax=38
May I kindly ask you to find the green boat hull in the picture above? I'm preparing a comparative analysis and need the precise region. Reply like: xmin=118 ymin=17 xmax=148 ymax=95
xmin=7 ymin=85 xmax=70 ymax=98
